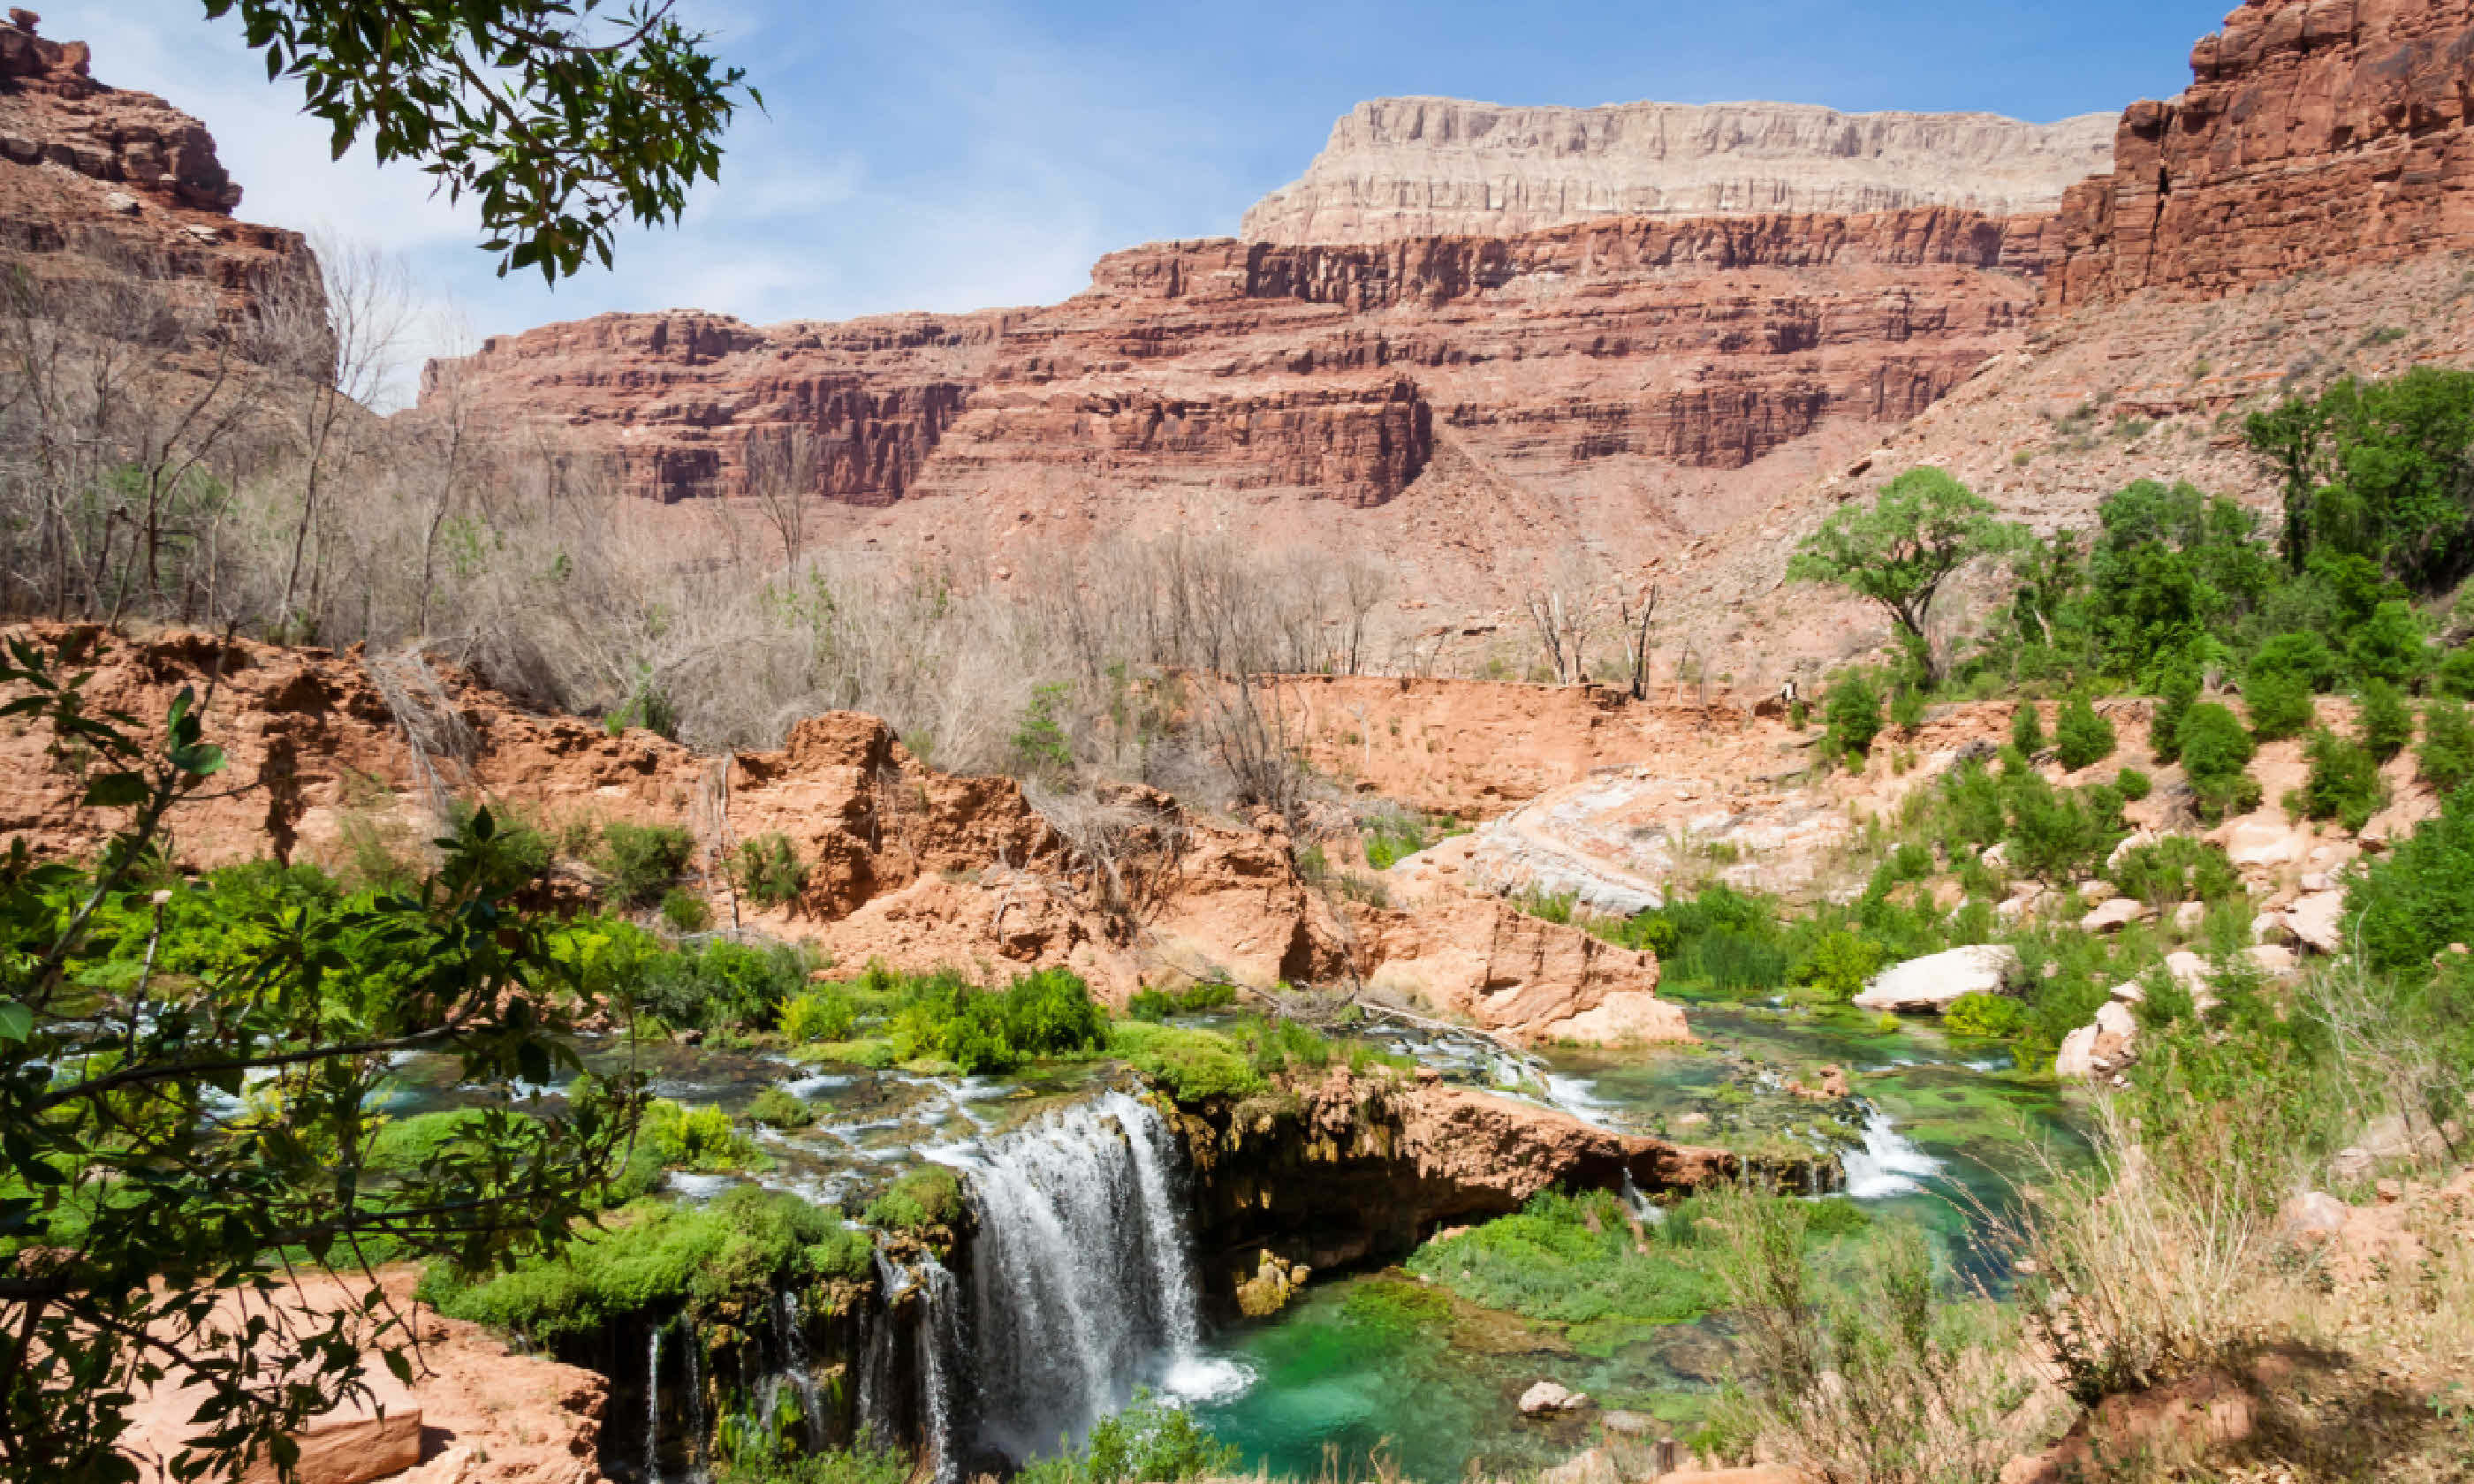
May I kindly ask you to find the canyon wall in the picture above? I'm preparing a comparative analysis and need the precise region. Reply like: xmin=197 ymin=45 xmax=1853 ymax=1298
xmin=2053 ymin=0 xmax=2474 ymax=307
xmin=1241 ymin=96 xmax=2114 ymax=246
xmin=0 ymin=15 xmax=316 ymax=332
xmin=431 ymin=208 xmax=2047 ymax=510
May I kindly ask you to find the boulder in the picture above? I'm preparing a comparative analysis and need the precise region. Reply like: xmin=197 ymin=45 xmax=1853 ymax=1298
xmin=2250 ymin=912 xmax=2292 ymax=946
xmin=2276 ymin=1190 xmax=2349 ymax=1246
xmin=1853 ymin=943 xmax=2021 ymax=1012
xmin=2222 ymin=817 xmax=2306 ymax=869
xmin=2056 ymin=1000 xmax=2138 ymax=1080
xmin=2078 ymin=897 xmax=2147 ymax=934
xmin=2171 ymin=900 xmax=2205 ymax=935
xmin=1521 ymin=1380 xmax=1590 ymax=1416
xmin=2244 ymin=943 xmax=2298 ymax=979
xmin=2282 ymin=891 xmax=2346 ymax=954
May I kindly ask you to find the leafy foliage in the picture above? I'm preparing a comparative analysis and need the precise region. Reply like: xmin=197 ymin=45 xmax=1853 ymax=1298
xmin=2054 ymin=694 xmax=2117 ymax=771
xmin=1944 ymin=992 xmax=2030 ymax=1040
xmin=884 ymin=968 xmax=1107 ymax=1074
xmin=0 ymin=638 xmax=640 ymax=1482
xmin=731 ymin=834 xmax=808 ymax=910
xmin=2358 ymin=680 xmax=2417 ymax=762
xmin=1825 ymin=671 xmax=1884 ymax=762
xmin=859 ymin=1164 xmax=962 ymax=1236
xmin=2247 ymin=368 xmax=2474 ymax=593
xmin=205 ymin=0 xmax=757 ymax=281
xmin=1787 ymin=469 xmax=2029 ymax=682
xmin=2176 ymin=703 xmax=2262 ymax=822
xmin=1013 ymin=1390 xmax=1241 ymax=1484
xmin=2422 ymin=699 xmax=2474 ymax=793
xmin=2010 ymin=701 xmax=2045 ymax=756
xmin=2295 ymin=728 xmax=2389 ymax=832
xmin=600 ymin=821 xmax=696 ymax=909
xmin=2351 ymin=784 xmax=2474 ymax=975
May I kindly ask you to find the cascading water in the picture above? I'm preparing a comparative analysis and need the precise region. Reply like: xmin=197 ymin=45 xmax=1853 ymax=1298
xmin=644 ymin=1327 xmax=664 ymax=1484
xmin=681 ymin=1324 xmax=705 ymax=1480
xmin=1840 ymin=1105 xmax=1943 ymax=1199
xmin=933 ymin=1089 xmax=1242 ymax=1465
xmin=916 ymin=1257 xmax=962 ymax=1484
xmin=771 ymin=1290 xmax=826 ymax=1450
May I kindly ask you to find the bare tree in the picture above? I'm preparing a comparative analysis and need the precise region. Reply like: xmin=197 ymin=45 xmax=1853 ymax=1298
xmin=746 ymin=426 xmax=819 ymax=567
xmin=1523 ymin=549 xmax=1610 ymax=686
xmin=1619 ymin=583 xmax=1660 ymax=700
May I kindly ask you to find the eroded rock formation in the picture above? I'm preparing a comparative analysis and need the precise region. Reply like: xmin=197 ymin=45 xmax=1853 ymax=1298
xmin=1241 ymin=96 xmax=2114 ymax=246
xmin=431 ymin=208 xmax=2044 ymax=509
xmin=2053 ymin=0 xmax=2474 ymax=307
xmin=0 ymin=21 xmax=316 ymax=332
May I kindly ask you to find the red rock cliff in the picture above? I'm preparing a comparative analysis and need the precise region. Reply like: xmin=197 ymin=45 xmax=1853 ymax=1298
xmin=432 ymin=207 xmax=2050 ymax=508
xmin=2053 ymin=0 xmax=2474 ymax=307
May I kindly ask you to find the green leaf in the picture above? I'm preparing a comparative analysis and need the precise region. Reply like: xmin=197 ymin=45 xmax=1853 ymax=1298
xmin=0 ymin=1002 xmax=29 ymax=1042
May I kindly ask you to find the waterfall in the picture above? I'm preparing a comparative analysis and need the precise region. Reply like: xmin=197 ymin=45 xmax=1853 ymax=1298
xmin=855 ymin=1279 xmax=897 ymax=1448
xmin=933 ymin=1089 xmax=1222 ymax=1464
xmin=917 ymin=1257 xmax=962 ymax=1484
xmin=681 ymin=1325 xmax=705 ymax=1480
xmin=644 ymin=1327 xmax=664 ymax=1484
xmin=772 ymin=1290 xmax=826 ymax=1450
xmin=1840 ymin=1106 xmax=1942 ymax=1199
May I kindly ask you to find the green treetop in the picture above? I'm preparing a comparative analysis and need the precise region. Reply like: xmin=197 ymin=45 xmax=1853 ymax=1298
xmin=1787 ymin=468 xmax=2029 ymax=685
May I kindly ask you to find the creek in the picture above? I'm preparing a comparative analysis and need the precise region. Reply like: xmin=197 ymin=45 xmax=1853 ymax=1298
xmin=382 ymin=996 xmax=2083 ymax=1484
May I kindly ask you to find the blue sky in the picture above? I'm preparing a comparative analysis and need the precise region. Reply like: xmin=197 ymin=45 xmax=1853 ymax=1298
xmin=65 ymin=0 xmax=2229 ymax=398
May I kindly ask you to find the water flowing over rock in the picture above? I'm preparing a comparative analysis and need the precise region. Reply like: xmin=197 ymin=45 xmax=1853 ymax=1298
xmin=1242 ymin=96 xmax=2114 ymax=245
xmin=934 ymin=1091 xmax=1222 ymax=1465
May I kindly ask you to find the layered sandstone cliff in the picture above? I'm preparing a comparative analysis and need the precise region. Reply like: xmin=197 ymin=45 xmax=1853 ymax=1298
xmin=2053 ymin=0 xmax=2474 ymax=307
xmin=1241 ymin=96 xmax=2114 ymax=246
xmin=0 ymin=17 xmax=314 ymax=329
xmin=431 ymin=208 xmax=2046 ymax=510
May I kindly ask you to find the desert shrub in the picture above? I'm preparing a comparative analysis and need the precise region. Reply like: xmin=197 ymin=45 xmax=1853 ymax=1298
xmin=1510 ymin=887 xmax=1579 ymax=925
xmin=2250 ymin=630 xmax=2342 ymax=693
xmin=2010 ymin=700 xmax=2045 ymax=755
xmin=1362 ymin=809 xmax=1460 ymax=870
xmin=778 ymin=988 xmax=857 ymax=1044
xmin=2352 ymin=784 xmax=2474 ymax=974
xmin=1826 ymin=672 xmax=1884 ymax=761
xmin=425 ymin=1186 xmax=867 ymax=1345
xmin=2242 ymin=667 xmax=2317 ymax=741
xmin=2108 ymin=837 xmax=2240 ymax=908
xmin=2295 ymin=728 xmax=2387 ymax=831
xmin=600 ymin=822 xmax=697 ymax=909
xmin=1013 ymin=1391 xmax=1240 ymax=1484
xmin=744 ymin=1086 xmax=816 ymax=1129
xmin=1108 ymin=1021 xmax=1264 ymax=1101
xmin=2439 ymin=646 xmax=2474 ymax=700
xmin=2421 ymin=698 xmax=2474 ymax=792
xmin=2114 ymin=767 xmax=2151 ymax=801
xmin=882 ymin=967 xmax=1107 ymax=1073
xmin=2054 ymin=694 xmax=2116 ymax=770
xmin=1945 ymin=992 xmax=2028 ymax=1040
xmin=861 ymin=1164 xmax=963 ymax=1234
xmin=2356 ymin=678 xmax=2416 ymax=762
xmin=731 ymin=833 xmax=808 ymax=908
xmin=2003 ymin=772 xmax=2127 ymax=882
xmin=2177 ymin=703 xmax=2262 ymax=822
xmin=660 ymin=889 xmax=712 ymax=933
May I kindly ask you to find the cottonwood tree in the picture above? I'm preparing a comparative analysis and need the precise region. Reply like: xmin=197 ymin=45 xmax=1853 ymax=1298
xmin=1787 ymin=467 xmax=2029 ymax=686
xmin=0 ymin=637 xmax=643 ymax=1482
xmin=203 ymin=0 xmax=756 ymax=280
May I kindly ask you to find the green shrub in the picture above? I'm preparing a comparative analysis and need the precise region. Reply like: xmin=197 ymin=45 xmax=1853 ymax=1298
xmin=778 ymin=988 xmax=857 ymax=1044
xmin=2296 ymin=727 xmax=2387 ymax=831
xmin=1108 ymin=1020 xmax=1264 ymax=1101
xmin=2439 ymin=647 xmax=2474 ymax=700
xmin=1890 ymin=685 xmax=1927 ymax=732
xmin=600 ymin=822 xmax=696 ymax=909
xmin=2353 ymin=784 xmax=2474 ymax=974
xmin=1362 ymin=810 xmax=1460 ymax=870
xmin=1408 ymin=1189 xmax=1726 ymax=1327
xmin=2003 ymin=770 xmax=2126 ymax=882
xmin=2054 ymin=694 xmax=2117 ymax=770
xmin=1013 ymin=1391 xmax=1240 ymax=1484
xmin=2250 ymin=630 xmax=2341 ymax=693
xmin=2114 ymin=767 xmax=2152 ymax=801
xmin=1791 ymin=930 xmax=1886 ymax=1001
xmin=425 ymin=1186 xmax=865 ymax=1344
xmin=2178 ymin=703 xmax=2262 ymax=822
xmin=861 ymin=1164 xmax=963 ymax=1235
xmin=731 ymin=833 xmax=808 ymax=908
xmin=2357 ymin=679 xmax=2416 ymax=762
xmin=745 ymin=1086 xmax=816 ymax=1130
xmin=2243 ymin=667 xmax=2317 ymax=741
xmin=644 ymin=1100 xmax=763 ymax=1170
xmin=1826 ymin=672 xmax=1883 ymax=761
xmin=2109 ymin=837 xmax=2241 ymax=908
xmin=877 ymin=967 xmax=1108 ymax=1074
xmin=660 ymin=889 xmax=712 ymax=934
xmin=2421 ymin=699 xmax=2474 ymax=793
xmin=716 ymin=1440 xmax=909 ymax=1484
xmin=1944 ymin=992 xmax=2028 ymax=1040
xmin=368 ymin=1109 xmax=516 ymax=1176
xmin=2010 ymin=701 xmax=2045 ymax=756
xmin=1125 ymin=981 xmax=1238 ymax=1022
xmin=2150 ymin=665 xmax=2202 ymax=764
xmin=631 ymin=938 xmax=816 ymax=1030
xmin=2349 ymin=600 xmax=2430 ymax=687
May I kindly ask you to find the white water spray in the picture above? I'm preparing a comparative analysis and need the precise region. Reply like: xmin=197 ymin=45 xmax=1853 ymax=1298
xmin=1840 ymin=1107 xmax=1942 ymax=1199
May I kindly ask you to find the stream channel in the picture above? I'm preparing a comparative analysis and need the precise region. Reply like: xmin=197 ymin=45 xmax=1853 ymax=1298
xmin=383 ymin=994 xmax=2088 ymax=1484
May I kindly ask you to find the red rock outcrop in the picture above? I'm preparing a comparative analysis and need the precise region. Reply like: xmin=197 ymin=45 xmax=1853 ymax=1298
xmin=432 ymin=208 xmax=2049 ymax=509
xmin=0 ymin=19 xmax=316 ymax=330
xmin=2052 ymin=0 xmax=2474 ymax=307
